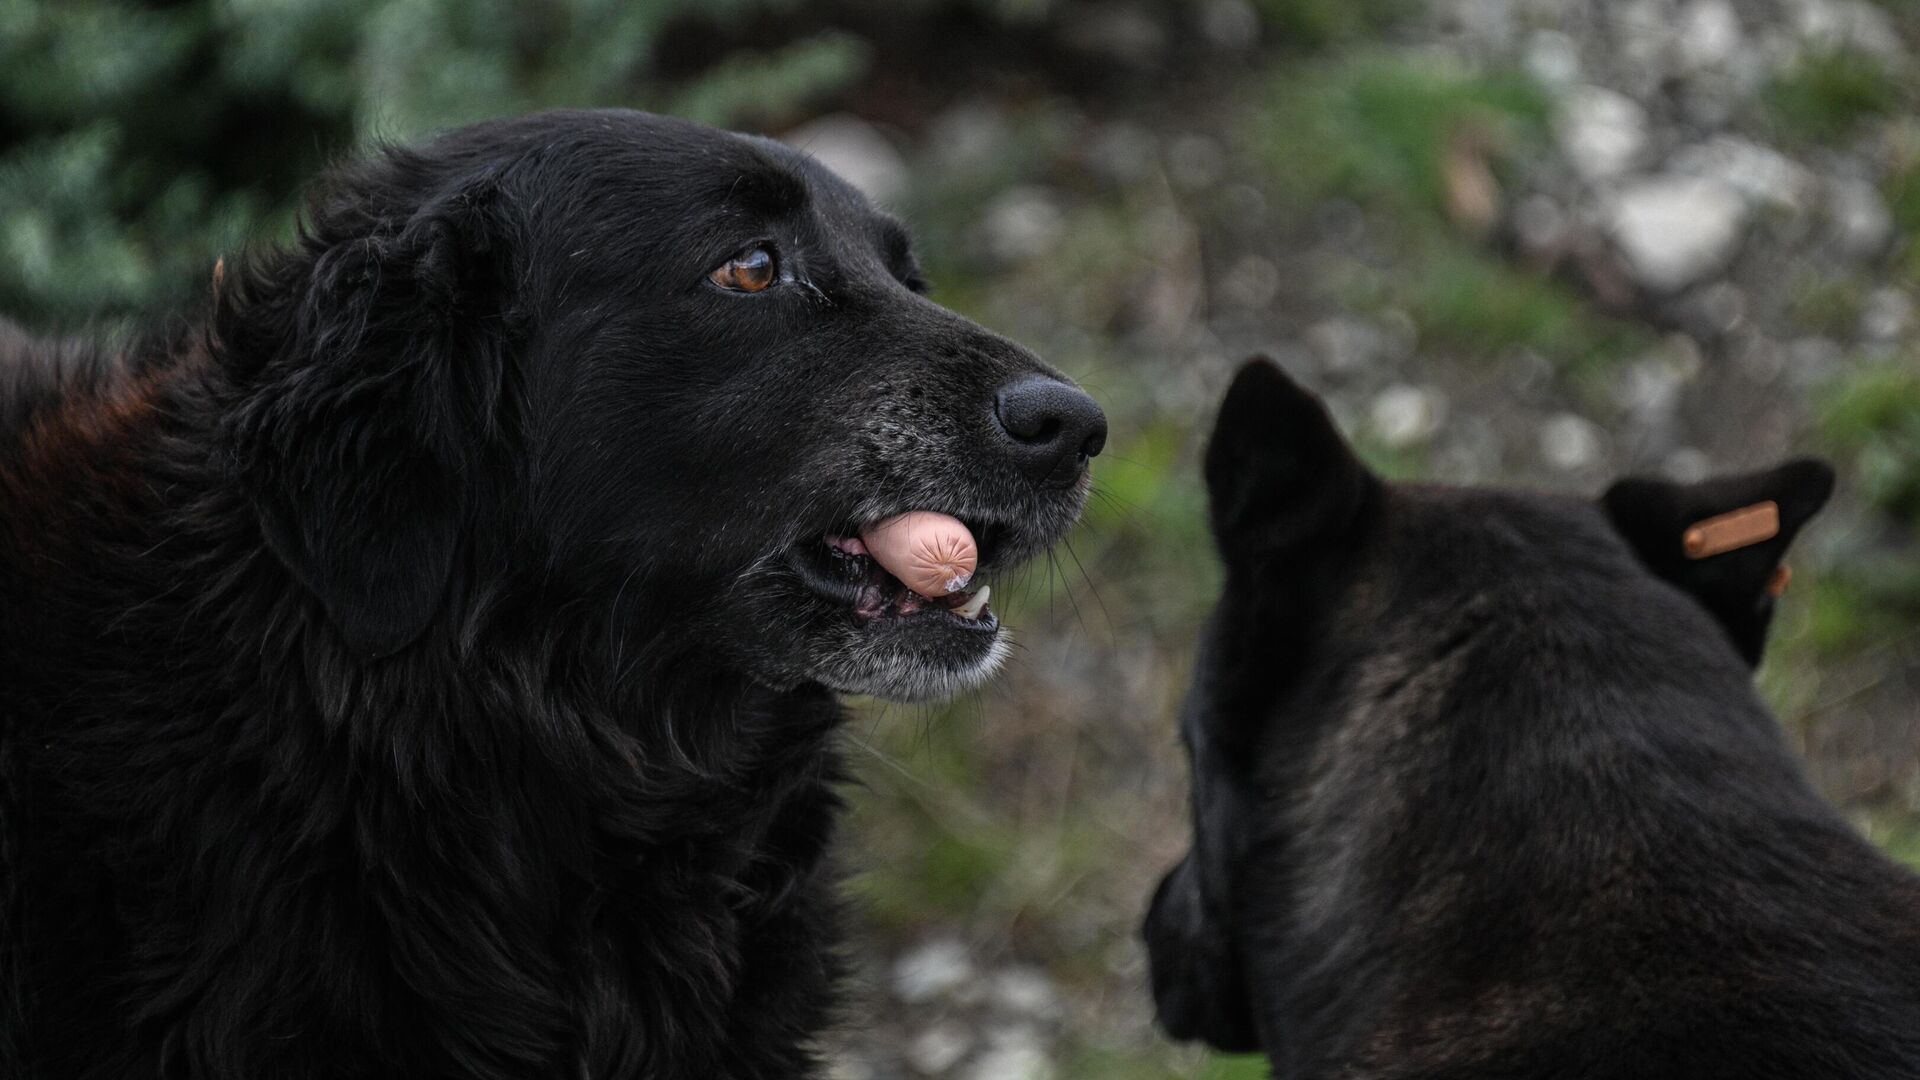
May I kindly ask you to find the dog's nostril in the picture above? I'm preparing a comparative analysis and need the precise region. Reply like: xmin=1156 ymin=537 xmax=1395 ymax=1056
xmin=992 ymin=375 xmax=1108 ymax=487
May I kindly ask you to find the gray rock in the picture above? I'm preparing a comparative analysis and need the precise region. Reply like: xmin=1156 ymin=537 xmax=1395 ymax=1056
xmin=1680 ymin=0 xmax=1743 ymax=69
xmin=1607 ymin=176 xmax=1750 ymax=291
xmin=1219 ymin=254 xmax=1282 ymax=310
xmin=1200 ymin=0 xmax=1261 ymax=50
xmin=1669 ymin=136 xmax=1813 ymax=213
xmin=1558 ymin=85 xmax=1648 ymax=183
xmin=1525 ymin=29 xmax=1583 ymax=85
xmin=1514 ymin=194 xmax=1570 ymax=259
xmin=990 ymin=967 xmax=1062 ymax=1019
xmin=1828 ymin=177 xmax=1894 ymax=259
xmin=1540 ymin=413 xmax=1606 ymax=471
xmin=906 ymin=1022 xmax=973 ymax=1076
xmin=925 ymin=101 xmax=1011 ymax=177
xmin=1307 ymin=318 xmax=1391 ymax=373
xmin=980 ymin=186 xmax=1066 ymax=264
xmin=1060 ymin=4 xmax=1165 ymax=66
xmin=960 ymin=1026 xmax=1054 ymax=1080
xmin=1793 ymin=0 xmax=1906 ymax=64
xmin=1664 ymin=446 xmax=1714 ymax=483
xmin=893 ymin=939 xmax=977 ymax=1004
xmin=1370 ymin=384 xmax=1447 ymax=448
xmin=782 ymin=114 xmax=909 ymax=207
xmin=1860 ymin=286 xmax=1914 ymax=341
xmin=1168 ymin=134 xmax=1227 ymax=192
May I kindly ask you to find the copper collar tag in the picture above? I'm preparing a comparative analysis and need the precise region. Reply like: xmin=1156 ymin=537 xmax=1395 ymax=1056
xmin=1682 ymin=501 xmax=1780 ymax=560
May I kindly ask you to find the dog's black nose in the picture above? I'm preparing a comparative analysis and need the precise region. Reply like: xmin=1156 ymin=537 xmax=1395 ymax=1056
xmin=992 ymin=375 xmax=1107 ymax=487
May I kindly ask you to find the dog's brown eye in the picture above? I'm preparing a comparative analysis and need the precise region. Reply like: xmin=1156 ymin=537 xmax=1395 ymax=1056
xmin=711 ymin=247 xmax=777 ymax=293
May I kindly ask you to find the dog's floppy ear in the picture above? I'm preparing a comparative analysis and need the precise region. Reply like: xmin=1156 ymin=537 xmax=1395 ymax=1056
xmin=224 ymin=165 xmax=514 ymax=660
xmin=1205 ymin=357 xmax=1376 ymax=561
xmin=1602 ymin=458 xmax=1835 ymax=666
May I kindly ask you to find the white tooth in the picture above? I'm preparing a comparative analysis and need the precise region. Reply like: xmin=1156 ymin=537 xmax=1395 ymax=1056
xmin=953 ymin=585 xmax=991 ymax=620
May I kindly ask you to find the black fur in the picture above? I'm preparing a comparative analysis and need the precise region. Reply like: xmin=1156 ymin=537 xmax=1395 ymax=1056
xmin=1143 ymin=358 xmax=1920 ymax=1079
xmin=0 ymin=109 xmax=1096 ymax=1078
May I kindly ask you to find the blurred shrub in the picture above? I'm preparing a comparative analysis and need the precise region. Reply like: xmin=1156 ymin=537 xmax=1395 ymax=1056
xmin=1807 ymin=364 xmax=1920 ymax=654
xmin=1246 ymin=53 xmax=1548 ymax=219
xmin=1254 ymin=0 xmax=1413 ymax=49
xmin=0 ymin=0 xmax=865 ymax=327
xmin=1764 ymin=48 xmax=1904 ymax=143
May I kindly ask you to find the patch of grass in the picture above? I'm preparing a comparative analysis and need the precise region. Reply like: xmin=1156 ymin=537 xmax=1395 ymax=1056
xmin=1790 ymin=273 xmax=1871 ymax=338
xmin=1245 ymin=53 xmax=1551 ymax=223
xmin=1407 ymin=247 xmax=1642 ymax=367
xmin=1350 ymin=240 xmax=1649 ymax=371
xmin=1764 ymin=49 xmax=1903 ymax=143
xmin=1200 ymin=1055 xmax=1274 ymax=1079
xmin=1821 ymin=364 xmax=1920 ymax=520
xmin=1254 ymin=0 xmax=1417 ymax=49
xmin=1794 ymin=364 xmax=1920 ymax=658
xmin=1867 ymin=810 xmax=1920 ymax=871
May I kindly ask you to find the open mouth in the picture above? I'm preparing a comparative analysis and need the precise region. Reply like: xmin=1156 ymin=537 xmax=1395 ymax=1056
xmin=787 ymin=516 xmax=1009 ymax=632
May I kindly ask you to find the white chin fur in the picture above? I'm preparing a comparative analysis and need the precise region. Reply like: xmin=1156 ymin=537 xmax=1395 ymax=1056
xmin=816 ymin=633 xmax=1010 ymax=703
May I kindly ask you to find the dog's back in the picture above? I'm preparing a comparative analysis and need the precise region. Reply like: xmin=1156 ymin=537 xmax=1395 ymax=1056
xmin=1145 ymin=359 xmax=1920 ymax=1080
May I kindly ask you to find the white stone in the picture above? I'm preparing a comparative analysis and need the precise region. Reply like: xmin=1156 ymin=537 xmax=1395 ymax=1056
xmin=906 ymin=1022 xmax=973 ymax=1075
xmin=961 ymin=1026 xmax=1054 ymax=1080
xmin=1795 ymin=0 xmax=1906 ymax=63
xmin=1557 ymin=86 xmax=1648 ymax=183
xmin=1670 ymin=136 xmax=1813 ymax=212
xmin=1860 ymin=286 xmax=1914 ymax=341
xmin=1201 ymin=0 xmax=1260 ymax=49
xmin=991 ymin=967 xmax=1062 ymax=1018
xmin=980 ymin=186 xmax=1066 ymax=264
xmin=1828 ymin=177 xmax=1894 ymax=259
xmin=1307 ymin=318 xmax=1388 ymax=373
xmin=1370 ymin=384 xmax=1447 ymax=448
xmin=1540 ymin=413 xmax=1605 ymax=471
xmin=1220 ymin=253 xmax=1282 ymax=309
xmin=1514 ymin=194 xmax=1569 ymax=257
xmin=782 ymin=114 xmax=909 ymax=207
xmin=1525 ymin=29 xmax=1583 ymax=85
xmin=1680 ymin=0 xmax=1743 ymax=68
xmin=893 ymin=939 xmax=976 ymax=1003
xmin=1168 ymin=134 xmax=1227 ymax=191
xmin=1607 ymin=176 xmax=1750 ymax=291
xmin=827 ymin=1055 xmax=877 ymax=1080
xmin=1664 ymin=447 xmax=1713 ymax=483
xmin=961 ymin=1045 xmax=1053 ymax=1080
xmin=926 ymin=101 xmax=1010 ymax=176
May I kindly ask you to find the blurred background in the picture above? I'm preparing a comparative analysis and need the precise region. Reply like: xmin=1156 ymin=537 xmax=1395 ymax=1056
xmin=4 ymin=0 xmax=1918 ymax=1075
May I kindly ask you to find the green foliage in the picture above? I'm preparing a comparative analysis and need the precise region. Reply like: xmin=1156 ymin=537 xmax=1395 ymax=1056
xmin=1764 ymin=48 xmax=1903 ymax=143
xmin=1254 ymin=0 xmax=1416 ymax=49
xmin=1799 ymin=364 xmax=1920 ymax=656
xmin=1791 ymin=273 xmax=1872 ymax=338
xmin=1246 ymin=53 xmax=1550 ymax=222
xmin=0 ymin=0 xmax=865 ymax=327
xmin=1400 ymin=243 xmax=1646 ymax=370
xmin=1199 ymin=1055 xmax=1274 ymax=1079
xmin=1868 ymin=810 xmax=1920 ymax=872
xmin=1822 ymin=364 xmax=1920 ymax=520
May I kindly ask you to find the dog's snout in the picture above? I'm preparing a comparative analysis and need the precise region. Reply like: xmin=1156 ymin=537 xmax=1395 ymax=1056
xmin=992 ymin=375 xmax=1107 ymax=487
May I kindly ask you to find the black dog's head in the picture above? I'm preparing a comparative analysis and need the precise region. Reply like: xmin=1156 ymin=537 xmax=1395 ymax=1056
xmin=1142 ymin=357 xmax=1832 ymax=1051
xmin=217 ymin=109 xmax=1103 ymax=702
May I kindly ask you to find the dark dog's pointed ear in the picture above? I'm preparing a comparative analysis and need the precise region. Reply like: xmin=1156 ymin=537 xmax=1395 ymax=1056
xmin=1205 ymin=357 xmax=1376 ymax=560
xmin=225 ymin=167 xmax=513 ymax=660
xmin=1602 ymin=457 xmax=1835 ymax=666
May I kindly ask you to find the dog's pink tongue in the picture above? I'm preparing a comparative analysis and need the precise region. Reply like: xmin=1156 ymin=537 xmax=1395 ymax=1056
xmin=859 ymin=512 xmax=978 ymax=599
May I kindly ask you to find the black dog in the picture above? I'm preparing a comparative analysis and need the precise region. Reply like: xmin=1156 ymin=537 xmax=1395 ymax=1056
xmin=0 ymin=110 xmax=1104 ymax=1078
xmin=1144 ymin=358 xmax=1920 ymax=1079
